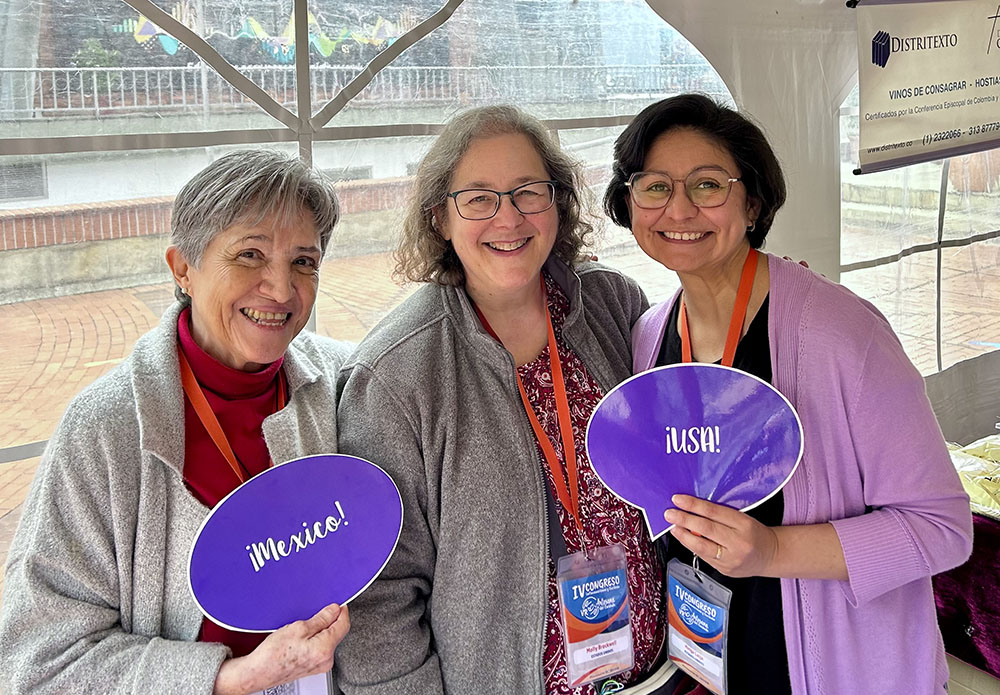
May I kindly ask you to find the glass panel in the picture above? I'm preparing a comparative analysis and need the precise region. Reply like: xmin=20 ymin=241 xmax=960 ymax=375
xmin=0 ymin=147 xmax=209 ymax=525
xmin=558 ymin=125 xmax=680 ymax=304
xmin=0 ymin=0 xmax=296 ymax=140
xmin=0 ymin=144 xmax=210 ymax=593
xmin=147 ymin=0 xmax=300 ymax=113
xmin=0 ymin=145 xmax=303 ymax=298
xmin=320 ymin=0 xmax=730 ymax=128
xmin=309 ymin=1 xmax=441 ymax=113
xmin=840 ymin=84 xmax=942 ymax=266
xmin=840 ymin=84 xmax=1000 ymax=376
xmin=940 ymin=240 xmax=1000 ymax=371
xmin=841 ymin=255 xmax=938 ymax=375
xmin=312 ymin=136 xmax=433 ymax=342
xmin=942 ymin=148 xmax=1000 ymax=242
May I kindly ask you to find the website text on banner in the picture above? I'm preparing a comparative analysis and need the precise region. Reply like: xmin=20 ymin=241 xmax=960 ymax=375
xmin=856 ymin=0 xmax=1000 ymax=174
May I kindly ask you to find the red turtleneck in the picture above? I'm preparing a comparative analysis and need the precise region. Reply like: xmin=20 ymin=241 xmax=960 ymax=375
xmin=177 ymin=307 xmax=285 ymax=657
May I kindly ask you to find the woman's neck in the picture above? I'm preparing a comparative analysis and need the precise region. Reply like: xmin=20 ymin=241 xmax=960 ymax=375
xmin=177 ymin=308 xmax=282 ymax=397
xmin=468 ymin=275 xmax=549 ymax=367
xmin=676 ymin=247 xmax=769 ymax=363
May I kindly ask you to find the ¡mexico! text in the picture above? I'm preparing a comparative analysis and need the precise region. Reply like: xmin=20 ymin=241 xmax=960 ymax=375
xmin=245 ymin=500 xmax=348 ymax=573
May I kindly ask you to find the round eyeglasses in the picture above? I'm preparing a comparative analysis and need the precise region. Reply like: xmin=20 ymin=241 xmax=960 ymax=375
xmin=626 ymin=167 xmax=741 ymax=209
xmin=447 ymin=180 xmax=557 ymax=220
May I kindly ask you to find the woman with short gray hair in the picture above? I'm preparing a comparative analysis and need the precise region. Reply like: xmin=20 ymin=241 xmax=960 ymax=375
xmin=0 ymin=149 xmax=352 ymax=695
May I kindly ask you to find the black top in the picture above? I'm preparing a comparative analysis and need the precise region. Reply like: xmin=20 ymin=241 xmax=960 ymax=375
xmin=656 ymin=295 xmax=792 ymax=695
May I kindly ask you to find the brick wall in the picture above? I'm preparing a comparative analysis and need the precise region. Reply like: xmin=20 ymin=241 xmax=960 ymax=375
xmin=0 ymin=170 xmax=626 ymax=253
xmin=0 ymin=177 xmax=418 ymax=252
xmin=0 ymin=197 xmax=174 ymax=251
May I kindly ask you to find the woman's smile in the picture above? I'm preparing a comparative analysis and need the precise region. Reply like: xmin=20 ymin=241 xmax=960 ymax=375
xmin=484 ymin=236 xmax=532 ymax=253
xmin=656 ymin=230 xmax=710 ymax=242
xmin=239 ymin=307 xmax=293 ymax=327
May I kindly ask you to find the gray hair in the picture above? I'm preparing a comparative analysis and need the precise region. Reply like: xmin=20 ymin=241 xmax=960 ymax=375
xmin=395 ymin=105 xmax=593 ymax=286
xmin=170 ymin=149 xmax=339 ymax=303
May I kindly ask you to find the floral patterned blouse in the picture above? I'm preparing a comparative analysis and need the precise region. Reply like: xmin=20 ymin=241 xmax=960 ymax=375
xmin=516 ymin=272 xmax=665 ymax=694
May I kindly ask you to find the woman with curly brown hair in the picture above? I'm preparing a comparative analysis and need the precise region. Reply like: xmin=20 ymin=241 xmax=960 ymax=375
xmin=334 ymin=106 xmax=683 ymax=694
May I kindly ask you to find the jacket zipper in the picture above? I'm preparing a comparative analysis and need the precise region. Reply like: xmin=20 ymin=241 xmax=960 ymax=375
xmin=500 ymin=344 xmax=550 ymax=695
xmin=537 ymin=447 xmax=551 ymax=695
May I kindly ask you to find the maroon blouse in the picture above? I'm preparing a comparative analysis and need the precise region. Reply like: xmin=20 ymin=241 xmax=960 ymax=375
xmin=516 ymin=274 xmax=665 ymax=694
xmin=177 ymin=308 xmax=284 ymax=657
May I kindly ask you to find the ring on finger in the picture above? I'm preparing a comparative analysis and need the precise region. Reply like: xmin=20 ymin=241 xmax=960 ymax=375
xmin=715 ymin=543 xmax=723 ymax=560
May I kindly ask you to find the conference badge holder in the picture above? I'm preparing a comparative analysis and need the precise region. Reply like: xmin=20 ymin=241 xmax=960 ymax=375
xmin=556 ymin=543 xmax=634 ymax=688
xmin=252 ymin=671 xmax=332 ymax=695
xmin=666 ymin=558 xmax=731 ymax=695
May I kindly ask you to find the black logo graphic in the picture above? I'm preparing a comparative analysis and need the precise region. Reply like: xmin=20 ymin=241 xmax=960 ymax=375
xmin=872 ymin=30 xmax=891 ymax=68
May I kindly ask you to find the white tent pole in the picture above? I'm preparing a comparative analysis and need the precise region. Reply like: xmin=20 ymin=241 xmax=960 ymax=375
xmin=643 ymin=0 xmax=857 ymax=281
xmin=0 ymin=115 xmax=640 ymax=156
xmin=293 ymin=0 xmax=318 ymax=331
xmin=294 ymin=0 xmax=313 ymax=167
xmin=0 ymin=129 xmax=298 ymax=155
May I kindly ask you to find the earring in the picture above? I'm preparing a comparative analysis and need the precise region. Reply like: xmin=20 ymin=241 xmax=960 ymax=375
xmin=180 ymin=286 xmax=189 ymax=296
xmin=746 ymin=220 xmax=757 ymax=233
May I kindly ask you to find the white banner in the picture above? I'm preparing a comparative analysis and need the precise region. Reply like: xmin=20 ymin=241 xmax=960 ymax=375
xmin=857 ymin=0 xmax=1000 ymax=173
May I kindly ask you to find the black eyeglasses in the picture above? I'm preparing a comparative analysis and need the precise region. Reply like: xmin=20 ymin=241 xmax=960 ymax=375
xmin=446 ymin=180 xmax=557 ymax=220
xmin=626 ymin=167 xmax=741 ymax=209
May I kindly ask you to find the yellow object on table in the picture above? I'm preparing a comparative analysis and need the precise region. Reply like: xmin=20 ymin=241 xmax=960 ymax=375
xmin=948 ymin=435 xmax=1000 ymax=520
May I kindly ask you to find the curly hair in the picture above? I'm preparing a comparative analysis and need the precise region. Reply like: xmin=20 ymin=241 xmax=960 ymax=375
xmin=395 ymin=105 xmax=593 ymax=286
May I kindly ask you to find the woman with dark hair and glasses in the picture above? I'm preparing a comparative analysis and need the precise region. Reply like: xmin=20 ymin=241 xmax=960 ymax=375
xmin=335 ymin=105 xmax=686 ymax=694
xmin=604 ymin=93 xmax=972 ymax=694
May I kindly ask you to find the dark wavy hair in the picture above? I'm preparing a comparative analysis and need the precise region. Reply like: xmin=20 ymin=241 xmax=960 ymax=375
xmin=603 ymin=94 xmax=786 ymax=249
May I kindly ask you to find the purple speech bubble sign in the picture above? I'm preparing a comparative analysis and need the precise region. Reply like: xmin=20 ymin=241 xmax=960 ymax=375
xmin=585 ymin=364 xmax=802 ymax=540
xmin=188 ymin=453 xmax=403 ymax=632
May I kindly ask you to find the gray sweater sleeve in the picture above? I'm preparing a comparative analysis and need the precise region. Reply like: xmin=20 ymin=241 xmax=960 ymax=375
xmin=333 ymin=364 xmax=445 ymax=695
xmin=0 ymin=400 xmax=228 ymax=695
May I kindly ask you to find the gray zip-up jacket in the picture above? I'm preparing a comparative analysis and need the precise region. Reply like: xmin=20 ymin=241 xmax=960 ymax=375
xmin=333 ymin=258 xmax=647 ymax=695
xmin=0 ymin=302 xmax=352 ymax=695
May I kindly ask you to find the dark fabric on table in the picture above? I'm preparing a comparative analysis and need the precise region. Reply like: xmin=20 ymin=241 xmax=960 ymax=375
xmin=934 ymin=512 xmax=1000 ymax=678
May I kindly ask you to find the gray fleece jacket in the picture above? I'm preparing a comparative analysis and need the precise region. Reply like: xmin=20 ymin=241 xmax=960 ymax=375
xmin=0 ymin=302 xmax=351 ymax=695
xmin=333 ymin=258 xmax=648 ymax=695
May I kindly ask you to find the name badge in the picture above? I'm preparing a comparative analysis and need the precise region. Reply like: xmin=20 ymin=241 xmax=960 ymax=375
xmin=253 ymin=671 xmax=331 ymax=695
xmin=666 ymin=559 xmax=731 ymax=695
xmin=556 ymin=544 xmax=634 ymax=687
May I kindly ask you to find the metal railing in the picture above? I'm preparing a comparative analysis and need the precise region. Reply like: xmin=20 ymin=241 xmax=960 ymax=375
xmin=0 ymin=64 xmax=729 ymax=119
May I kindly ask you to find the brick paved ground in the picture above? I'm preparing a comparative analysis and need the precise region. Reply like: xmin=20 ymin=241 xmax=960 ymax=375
xmin=0 ymin=244 xmax=681 ymax=592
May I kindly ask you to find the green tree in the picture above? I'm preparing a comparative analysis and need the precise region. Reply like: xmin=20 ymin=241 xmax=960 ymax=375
xmin=71 ymin=38 xmax=121 ymax=93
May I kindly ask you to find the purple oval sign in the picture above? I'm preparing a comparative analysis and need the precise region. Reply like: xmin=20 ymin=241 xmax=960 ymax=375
xmin=188 ymin=454 xmax=403 ymax=632
xmin=586 ymin=364 xmax=802 ymax=540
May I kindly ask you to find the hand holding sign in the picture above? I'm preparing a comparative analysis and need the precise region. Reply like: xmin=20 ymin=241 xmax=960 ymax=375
xmin=189 ymin=454 xmax=403 ymax=633
xmin=213 ymin=602 xmax=349 ymax=695
xmin=585 ymin=364 xmax=802 ymax=540
xmin=665 ymin=495 xmax=782 ymax=577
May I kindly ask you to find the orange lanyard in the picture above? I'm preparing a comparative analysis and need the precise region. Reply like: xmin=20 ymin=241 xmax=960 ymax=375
xmin=473 ymin=277 xmax=585 ymax=537
xmin=177 ymin=347 xmax=287 ymax=485
xmin=679 ymin=248 xmax=758 ymax=367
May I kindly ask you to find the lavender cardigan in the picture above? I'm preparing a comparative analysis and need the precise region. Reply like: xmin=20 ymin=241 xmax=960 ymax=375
xmin=632 ymin=254 xmax=972 ymax=695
